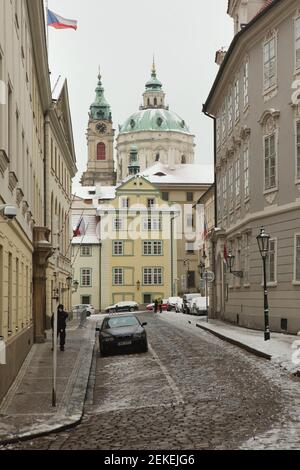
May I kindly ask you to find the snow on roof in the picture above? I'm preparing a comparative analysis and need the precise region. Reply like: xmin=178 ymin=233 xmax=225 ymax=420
xmin=73 ymin=184 xmax=116 ymax=200
xmin=140 ymin=162 xmax=214 ymax=185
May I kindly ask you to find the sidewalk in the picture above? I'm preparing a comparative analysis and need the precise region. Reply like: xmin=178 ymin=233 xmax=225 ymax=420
xmin=0 ymin=318 xmax=96 ymax=445
xmin=160 ymin=311 xmax=300 ymax=375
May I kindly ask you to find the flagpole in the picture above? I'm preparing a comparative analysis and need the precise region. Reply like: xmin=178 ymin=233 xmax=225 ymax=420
xmin=45 ymin=0 xmax=49 ymax=56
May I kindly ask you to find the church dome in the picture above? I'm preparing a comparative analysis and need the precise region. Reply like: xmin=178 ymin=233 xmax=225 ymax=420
xmin=119 ymin=108 xmax=190 ymax=134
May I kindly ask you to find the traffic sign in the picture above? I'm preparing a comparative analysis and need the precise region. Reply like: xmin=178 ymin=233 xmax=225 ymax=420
xmin=203 ymin=271 xmax=215 ymax=283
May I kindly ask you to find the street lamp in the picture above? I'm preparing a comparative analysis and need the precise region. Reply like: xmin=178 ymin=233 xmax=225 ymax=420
xmin=257 ymin=227 xmax=271 ymax=341
xmin=227 ymin=251 xmax=244 ymax=278
xmin=183 ymin=259 xmax=190 ymax=293
xmin=198 ymin=261 xmax=206 ymax=279
xmin=72 ymin=280 xmax=79 ymax=293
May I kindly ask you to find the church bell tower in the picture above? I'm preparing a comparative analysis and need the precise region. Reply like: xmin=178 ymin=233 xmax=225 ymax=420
xmin=81 ymin=71 xmax=116 ymax=187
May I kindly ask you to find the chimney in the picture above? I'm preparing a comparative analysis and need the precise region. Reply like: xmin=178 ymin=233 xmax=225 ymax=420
xmin=215 ymin=49 xmax=227 ymax=66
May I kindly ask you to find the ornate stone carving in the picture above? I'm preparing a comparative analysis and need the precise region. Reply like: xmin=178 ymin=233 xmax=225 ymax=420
xmin=16 ymin=188 xmax=24 ymax=207
xmin=22 ymin=200 xmax=29 ymax=216
xmin=8 ymin=171 xmax=18 ymax=192
xmin=27 ymin=210 xmax=32 ymax=224
xmin=264 ymin=190 xmax=278 ymax=205
xmin=240 ymin=127 xmax=251 ymax=141
xmin=258 ymin=109 xmax=280 ymax=133
xmin=0 ymin=149 xmax=9 ymax=176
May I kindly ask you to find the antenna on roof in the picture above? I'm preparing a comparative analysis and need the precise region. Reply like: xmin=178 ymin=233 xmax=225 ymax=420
xmin=52 ymin=75 xmax=61 ymax=96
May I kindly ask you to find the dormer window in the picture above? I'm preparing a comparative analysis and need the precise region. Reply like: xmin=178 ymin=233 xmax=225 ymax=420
xmin=154 ymin=98 xmax=157 ymax=106
xmin=157 ymin=117 xmax=163 ymax=127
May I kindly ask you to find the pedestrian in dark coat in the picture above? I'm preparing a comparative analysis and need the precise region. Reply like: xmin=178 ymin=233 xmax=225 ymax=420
xmin=159 ymin=299 xmax=163 ymax=313
xmin=51 ymin=304 xmax=69 ymax=351
xmin=154 ymin=299 xmax=158 ymax=313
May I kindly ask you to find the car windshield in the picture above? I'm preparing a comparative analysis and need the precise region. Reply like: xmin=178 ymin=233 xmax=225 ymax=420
xmin=104 ymin=316 xmax=139 ymax=329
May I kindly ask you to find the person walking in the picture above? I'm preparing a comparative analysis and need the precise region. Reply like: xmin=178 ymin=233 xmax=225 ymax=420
xmin=159 ymin=298 xmax=163 ymax=313
xmin=51 ymin=304 xmax=69 ymax=351
xmin=154 ymin=299 xmax=158 ymax=313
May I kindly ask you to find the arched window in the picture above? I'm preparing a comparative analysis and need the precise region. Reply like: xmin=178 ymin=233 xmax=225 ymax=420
xmin=155 ymin=153 xmax=160 ymax=162
xmin=147 ymin=98 xmax=150 ymax=106
xmin=97 ymin=142 xmax=106 ymax=160
xmin=154 ymin=98 xmax=157 ymax=106
xmin=181 ymin=155 xmax=187 ymax=164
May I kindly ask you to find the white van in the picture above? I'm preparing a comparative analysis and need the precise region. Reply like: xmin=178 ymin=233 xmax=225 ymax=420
xmin=182 ymin=293 xmax=202 ymax=314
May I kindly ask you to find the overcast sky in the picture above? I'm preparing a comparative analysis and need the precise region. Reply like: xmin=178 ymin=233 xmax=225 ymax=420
xmin=46 ymin=0 xmax=233 ymax=184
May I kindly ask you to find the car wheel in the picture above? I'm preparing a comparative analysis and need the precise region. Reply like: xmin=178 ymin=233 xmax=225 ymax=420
xmin=129 ymin=307 xmax=134 ymax=312
xmin=141 ymin=343 xmax=148 ymax=353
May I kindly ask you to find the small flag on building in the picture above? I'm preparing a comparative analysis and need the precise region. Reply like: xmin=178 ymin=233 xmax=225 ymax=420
xmin=73 ymin=218 xmax=85 ymax=237
xmin=47 ymin=9 xmax=78 ymax=30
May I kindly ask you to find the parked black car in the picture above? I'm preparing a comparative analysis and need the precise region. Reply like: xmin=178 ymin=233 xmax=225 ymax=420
xmin=99 ymin=314 xmax=148 ymax=356
xmin=104 ymin=301 xmax=139 ymax=313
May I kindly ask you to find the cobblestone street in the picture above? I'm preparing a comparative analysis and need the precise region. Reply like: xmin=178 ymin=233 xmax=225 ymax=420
xmin=2 ymin=312 xmax=300 ymax=450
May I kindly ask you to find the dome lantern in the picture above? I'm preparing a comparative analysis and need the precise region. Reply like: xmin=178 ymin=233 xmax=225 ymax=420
xmin=89 ymin=69 xmax=112 ymax=122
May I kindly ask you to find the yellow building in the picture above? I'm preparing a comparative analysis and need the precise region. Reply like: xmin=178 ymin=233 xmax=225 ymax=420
xmin=98 ymin=176 xmax=178 ymax=307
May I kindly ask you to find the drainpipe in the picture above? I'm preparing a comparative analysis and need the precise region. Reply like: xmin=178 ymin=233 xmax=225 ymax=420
xmin=99 ymin=241 xmax=102 ymax=312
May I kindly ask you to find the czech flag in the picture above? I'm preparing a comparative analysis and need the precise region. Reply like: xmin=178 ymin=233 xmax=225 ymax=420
xmin=73 ymin=218 xmax=86 ymax=237
xmin=47 ymin=9 xmax=78 ymax=30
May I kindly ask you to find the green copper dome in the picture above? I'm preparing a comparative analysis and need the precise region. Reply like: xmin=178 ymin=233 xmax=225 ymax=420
xmin=89 ymin=72 xmax=112 ymax=121
xmin=119 ymin=108 xmax=190 ymax=134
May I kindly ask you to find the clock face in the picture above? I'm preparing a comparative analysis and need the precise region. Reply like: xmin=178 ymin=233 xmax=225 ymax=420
xmin=96 ymin=123 xmax=107 ymax=134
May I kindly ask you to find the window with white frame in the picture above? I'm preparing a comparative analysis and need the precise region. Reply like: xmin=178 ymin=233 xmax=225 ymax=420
xmin=121 ymin=198 xmax=129 ymax=209
xmin=142 ymin=217 xmax=162 ymax=231
xmin=113 ymin=218 xmax=124 ymax=230
xmin=266 ymin=239 xmax=277 ymax=284
xmin=113 ymin=241 xmax=124 ymax=255
xmin=143 ymin=241 xmax=163 ymax=255
xmin=295 ymin=17 xmax=300 ymax=70
xmin=222 ymin=101 xmax=226 ymax=140
xmin=228 ymin=166 xmax=234 ymax=209
xmin=113 ymin=268 xmax=124 ymax=285
xmin=147 ymin=198 xmax=155 ymax=209
xmin=243 ymin=147 xmax=249 ymax=198
xmin=295 ymin=235 xmax=300 ymax=281
xmin=243 ymin=61 xmax=249 ymax=108
xmin=235 ymin=157 xmax=240 ymax=198
xmin=143 ymin=267 xmax=163 ymax=285
xmin=228 ymin=92 xmax=233 ymax=133
xmin=264 ymin=134 xmax=276 ymax=190
xmin=297 ymin=120 xmax=300 ymax=180
xmin=222 ymin=175 xmax=227 ymax=215
xmin=81 ymin=245 xmax=92 ymax=257
xmin=81 ymin=268 xmax=92 ymax=287
xmin=263 ymin=37 xmax=276 ymax=90
xmin=234 ymin=79 xmax=240 ymax=121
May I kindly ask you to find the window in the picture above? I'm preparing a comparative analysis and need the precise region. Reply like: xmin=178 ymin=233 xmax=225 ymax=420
xmin=222 ymin=101 xmax=226 ymax=139
xmin=113 ymin=241 xmax=124 ymax=255
xmin=295 ymin=17 xmax=300 ymax=70
xmin=186 ymin=192 xmax=194 ymax=202
xmin=113 ymin=268 xmax=124 ymax=285
xmin=113 ymin=218 xmax=123 ymax=230
xmin=243 ymin=61 xmax=249 ymax=108
xmin=264 ymin=134 xmax=276 ymax=190
xmin=263 ymin=37 xmax=276 ymax=90
xmin=121 ymin=198 xmax=129 ymax=209
xmin=234 ymin=79 xmax=240 ymax=121
xmin=187 ymin=271 xmax=195 ymax=288
xmin=162 ymin=192 xmax=169 ymax=201
xmin=235 ymin=157 xmax=240 ymax=198
xmin=97 ymin=142 xmax=106 ymax=160
xmin=143 ymin=268 xmax=163 ymax=285
xmin=181 ymin=155 xmax=187 ymax=164
xmin=186 ymin=214 xmax=194 ymax=228
xmin=217 ymin=176 xmax=221 ymax=221
xmin=142 ymin=217 xmax=161 ymax=231
xmin=244 ymin=147 xmax=249 ymax=198
xmin=222 ymin=175 xmax=227 ymax=214
xmin=243 ymin=233 xmax=251 ymax=285
xmin=81 ymin=269 xmax=92 ymax=287
xmin=228 ymin=166 xmax=234 ymax=209
xmin=267 ymin=239 xmax=277 ymax=284
xmin=186 ymin=243 xmax=194 ymax=254
xmin=143 ymin=241 xmax=162 ymax=255
xmin=297 ymin=121 xmax=300 ymax=180
xmin=81 ymin=295 xmax=91 ymax=305
xmin=216 ymin=118 xmax=221 ymax=148
xmin=143 ymin=294 xmax=152 ymax=304
xmin=81 ymin=246 xmax=92 ymax=257
xmin=147 ymin=198 xmax=155 ymax=208
xmin=155 ymin=153 xmax=160 ymax=162
xmin=228 ymin=92 xmax=233 ymax=132
xmin=295 ymin=235 xmax=300 ymax=281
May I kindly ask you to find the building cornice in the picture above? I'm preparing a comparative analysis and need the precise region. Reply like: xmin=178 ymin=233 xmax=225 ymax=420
xmin=26 ymin=0 xmax=51 ymax=112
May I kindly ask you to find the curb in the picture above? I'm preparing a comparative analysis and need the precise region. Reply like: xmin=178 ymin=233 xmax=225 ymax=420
xmin=195 ymin=322 xmax=272 ymax=361
xmin=0 ymin=326 xmax=96 ymax=447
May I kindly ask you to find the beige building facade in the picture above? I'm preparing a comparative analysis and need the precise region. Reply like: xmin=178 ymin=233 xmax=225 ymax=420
xmin=204 ymin=0 xmax=300 ymax=333
xmin=0 ymin=0 xmax=77 ymax=401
